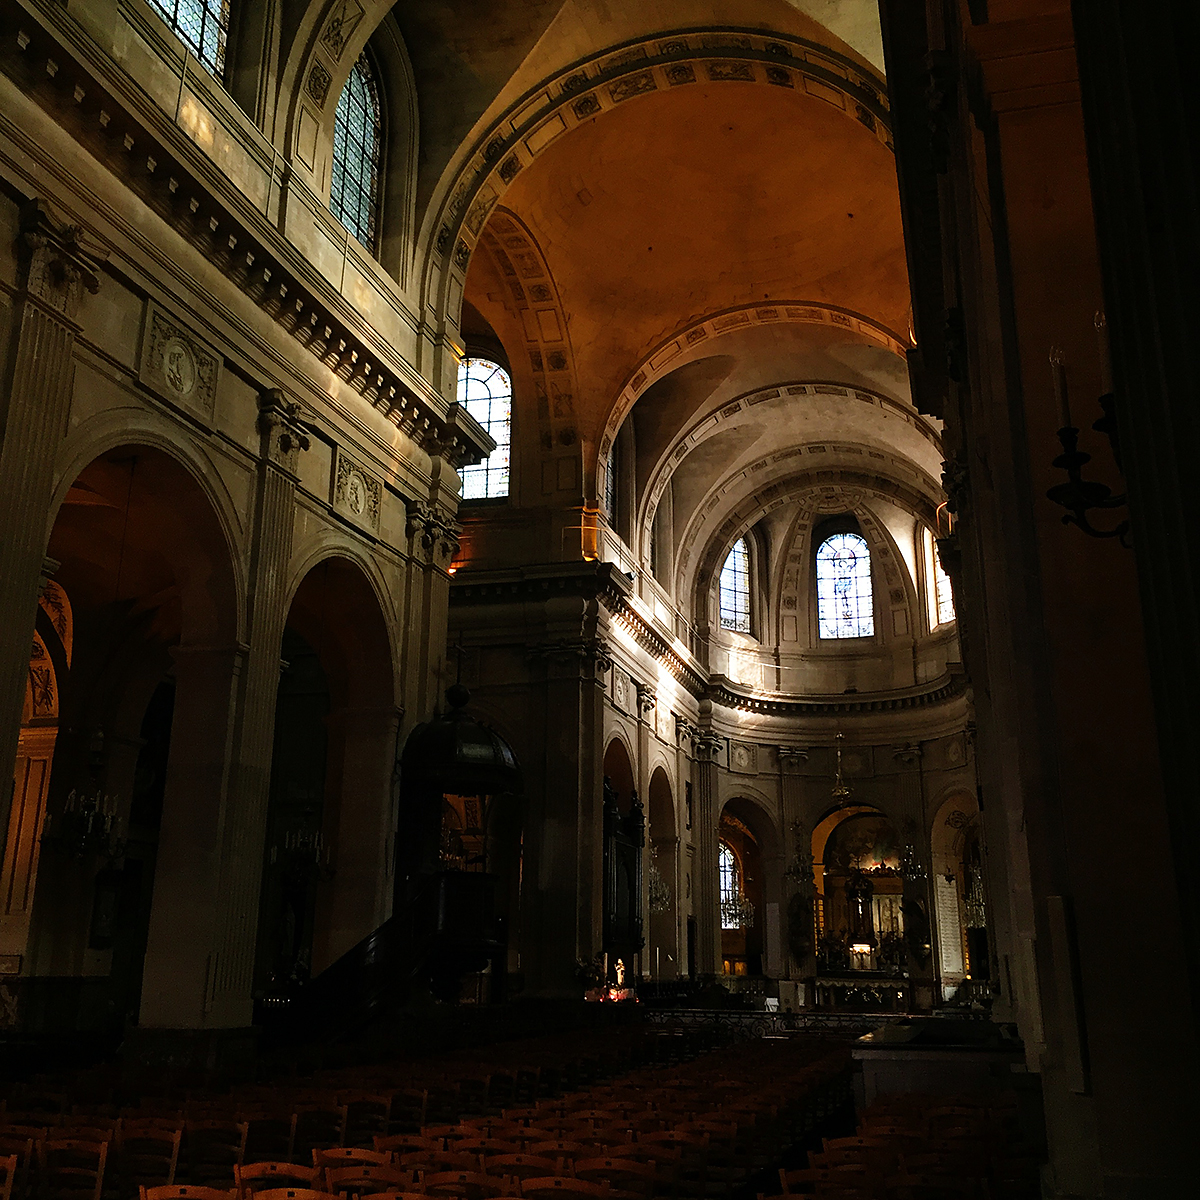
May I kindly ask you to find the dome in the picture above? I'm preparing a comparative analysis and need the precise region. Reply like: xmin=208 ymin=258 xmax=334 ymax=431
xmin=400 ymin=685 xmax=520 ymax=795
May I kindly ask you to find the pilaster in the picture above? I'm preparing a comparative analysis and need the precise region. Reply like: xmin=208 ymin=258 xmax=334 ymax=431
xmin=693 ymin=730 xmax=723 ymax=976
xmin=0 ymin=200 xmax=102 ymax=854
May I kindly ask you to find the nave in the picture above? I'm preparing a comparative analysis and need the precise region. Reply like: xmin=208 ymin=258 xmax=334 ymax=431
xmin=0 ymin=1017 xmax=1040 ymax=1200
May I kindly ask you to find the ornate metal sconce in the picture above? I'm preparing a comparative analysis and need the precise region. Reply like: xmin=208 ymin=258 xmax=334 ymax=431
xmin=1046 ymin=330 xmax=1130 ymax=546
xmin=41 ymin=730 xmax=126 ymax=861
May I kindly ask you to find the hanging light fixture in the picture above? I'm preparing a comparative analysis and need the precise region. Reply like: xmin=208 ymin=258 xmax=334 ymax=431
xmin=720 ymin=888 xmax=755 ymax=930
xmin=831 ymin=732 xmax=853 ymax=806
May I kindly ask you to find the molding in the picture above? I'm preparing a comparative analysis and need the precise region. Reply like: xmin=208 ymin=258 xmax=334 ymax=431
xmin=0 ymin=3 xmax=491 ymax=469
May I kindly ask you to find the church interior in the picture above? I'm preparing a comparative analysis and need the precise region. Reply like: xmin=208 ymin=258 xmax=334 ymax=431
xmin=0 ymin=1 xmax=1196 ymax=1197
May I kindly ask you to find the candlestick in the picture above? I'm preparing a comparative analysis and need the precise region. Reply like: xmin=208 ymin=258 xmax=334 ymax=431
xmin=1050 ymin=347 xmax=1071 ymax=429
xmin=1094 ymin=311 xmax=1113 ymax=394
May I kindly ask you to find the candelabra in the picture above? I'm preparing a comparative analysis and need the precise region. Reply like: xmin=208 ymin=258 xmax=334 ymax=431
xmin=720 ymin=890 xmax=755 ymax=930
xmin=647 ymin=844 xmax=671 ymax=914
xmin=41 ymin=787 xmax=125 ymax=861
xmin=1046 ymin=322 xmax=1130 ymax=546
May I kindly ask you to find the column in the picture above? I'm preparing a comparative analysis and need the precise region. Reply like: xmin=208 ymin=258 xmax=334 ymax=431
xmin=777 ymin=746 xmax=811 ymax=985
xmin=693 ymin=731 xmax=723 ymax=977
xmin=0 ymin=201 xmax=101 ymax=855
xmin=521 ymin=631 xmax=609 ymax=996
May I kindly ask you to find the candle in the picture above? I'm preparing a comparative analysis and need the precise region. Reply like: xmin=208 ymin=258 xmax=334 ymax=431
xmin=1050 ymin=348 xmax=1071 ymax=429
xmin=1094 ymin=311 xmax=1113 ymax=395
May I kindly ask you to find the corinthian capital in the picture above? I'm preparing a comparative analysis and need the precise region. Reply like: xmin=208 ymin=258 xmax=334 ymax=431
xmin=19 ymin=199 xmax=104 ymax=319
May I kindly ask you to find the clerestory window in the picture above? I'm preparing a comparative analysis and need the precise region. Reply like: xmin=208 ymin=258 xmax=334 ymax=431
xmin=458 ymin=358 xmax=512 ymax=499
xmin=718 ymin=538 xmax=751 ymax=633
xmin=331 ymin=50 xmax=384 ymax=250
xmin=923 ymin=526 xmax=956 ymax=628
xmin=150 ymin=0 xmax=231 ymax=79
xmin=816 ymin=532 xmax=875 ymax=639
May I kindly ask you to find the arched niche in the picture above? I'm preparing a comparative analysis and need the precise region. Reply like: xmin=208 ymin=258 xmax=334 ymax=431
xmin=25 ymin=444 xmax=239 ymax=1031
xmin=261 ymin=554 xmax=399 ymax=985
xmin=719 ymin=797 xmax=783 ymax=979
xmin=930 ymin=790 xmax=986 ymax=996
xmin=646 ymin=767 xmax=678 ymax=979
xmin=602 ymin=737 xmax=636 ymax=812
xmin=810 ymin=805 xmax=906 ymax=974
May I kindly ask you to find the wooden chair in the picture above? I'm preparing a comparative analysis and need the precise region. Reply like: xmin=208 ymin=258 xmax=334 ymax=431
xmin=241 ymin=1119 xmax=296 ymax=1168
xmin=183 ymin=1122 xmax=248 ymax=1189
xmin=1 ymin=1154 xmax=17 ymax=1200
xmin=573 ymin=1158 xmax=657 ymax=1198
xmin=421 ymin=1169 xmax=506 ymax=1200
xmin=252 ymin=1189 xmax=341 ymax=1200
xmin=118 ymin=1123 xmax=183 ymax=1192
xmin=234 ymin=1163 xmax=319 ymax=1198
xmin=480 ymin=1155 xmax=561 ymax=1182
xmin=140 ymin=1186 xmax=236 ymax=1200
xmin=311 ymin=1152 xmax=391 ymax=1173
xmin=293 ymin=1108 xmax=347 ymax=1161
xmin=518 ymin=1178 xmax=609 ymax=1200
xmin=355 ymin=1192 xmax=429 ymax=1200
xmin=323 ymin=1165 xmax=414 ymax=1198
xmin=336 ymin=1099 xmax=392 ymax=1151
xmin=370 ymin=1138 xmax=434 ymax=1157
xmin=37 ymin=1138 xmax=109 ymax=1200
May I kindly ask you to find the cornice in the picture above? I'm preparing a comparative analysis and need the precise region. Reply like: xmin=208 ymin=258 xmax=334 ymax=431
xmin=450 ymin=561 xmax=971 ymax=718
xmin=0 ymin=1 xmax=492 ymax=469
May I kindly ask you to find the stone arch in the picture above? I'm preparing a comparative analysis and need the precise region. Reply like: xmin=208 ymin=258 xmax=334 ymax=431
xmin=646 ymin=766 xmax=679 ymax=979
xmin=930 ymin=789 xmax=982 ymax=992
xmin=276 ymin=3 xmax=419 ymax=282
xmin=50 ymin=419 xmax=248 ymax=639
xmin=262 ymin=552 xmax=400 ymax=986
xmin=602 ymin=735 xmax=637 ymax=811
xmin=418 ymin=26 xmax=894 ymax=393
xmin=25 ymin=442 xmax=244 ymax=1028
xmin=718 ymin=794 xmax=782 ymax=977
xmin=687 ymin=467 xmax=943 ymax=633
xmin=470 ymin=209 xmax=582 ymax=497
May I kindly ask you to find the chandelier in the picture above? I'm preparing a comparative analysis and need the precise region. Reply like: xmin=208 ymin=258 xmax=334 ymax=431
xmin=720 ymin=890 xmax=755 ymax=930
xmin=41 ymin=787 xmax=125 ymax=861
xmin=647 ymin=845 xmax=671 ymax=914
xmin=831 ymin=732 xmax=852 ymax=805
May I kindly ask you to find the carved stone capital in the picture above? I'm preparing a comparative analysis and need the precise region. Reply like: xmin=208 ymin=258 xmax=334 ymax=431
xmin=406 ymin=499 xmax=461 ymax=563
xmin=941 ymin=456 xmax=969 ymax=516
xmin=18 ymin=199 xmax=103 ymax=319
xmin=674 ymin=714 xmax=698 ymax=745
xmin=257 ymin=389 xmax=311 ymax=473
xmin=695 ymin=733 xmax=723 ymax=760
xmin=893 ymin=743 xmax=923 ymax=767
xmin=778 ymin=745 xmax=810 ymax=767
xmin=527 ymin=636 xmax=612 ymax=681
xmin=635 ymin=681 xmax=657 ymax=715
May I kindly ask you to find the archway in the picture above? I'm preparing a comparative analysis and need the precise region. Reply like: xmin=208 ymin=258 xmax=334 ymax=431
xmin=601 ymin=737 xmax=642 ymax=982
xmin=18 ymin=445 xmax=238 ymax=1032
xmin=718 ymin=797 xmax=783 ymax=981
xmin=646 ymin=767 xmax=678 ymax=980
xmin=931 ymin=791 xmax=986 ymax=1000
xmin=256 ymin=555 xmax=398 ymax=995
xmin=602 ymin=738 xmax=636 ymax=811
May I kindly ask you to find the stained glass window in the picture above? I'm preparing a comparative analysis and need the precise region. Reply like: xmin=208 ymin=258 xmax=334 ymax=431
xmin=923 ymin=527 xmax=956 ymax=628
xmin=458 ymin=358 xmax=511 ymax=499
xmin=719 ymin=538 xmax=751 ymax=633
xmin=150 ymin=0 xmax=231 ymax=78
xmin=331 ymin=51 xmax=383 ymax=250
xmin=817 ymin=532 xmax=875 ymax=639
xmin=719 ymin=842 xmax=739 ymax=930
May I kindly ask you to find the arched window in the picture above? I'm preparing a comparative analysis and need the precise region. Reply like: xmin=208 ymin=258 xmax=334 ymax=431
xmin=719 ymin=841 xmax=740 ymax=930
xmin=816 ymin=532 xmax=875 ymax=639
xmin=923 ymin=527 xmax=956 ymax=628
xmin=457 ymin=358 xmax=512 ymax=499
xmin=331 ymin=51 xmax=384 ymax=250
xmin=719 ymin=538 xmax=751 ymax=633
xmin=150 ymin=0 xmax=231 ymax=78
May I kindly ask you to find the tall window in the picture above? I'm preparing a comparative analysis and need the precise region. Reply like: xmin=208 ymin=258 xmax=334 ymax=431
xmin=604 ymin=441 xmax=619 ymax=526
xmin=331 ymin=51 xmax=383 ymax=250
xmin=457 ymin=358 xmax=511 ymax=499
xmin=719 ymin=538 xmax=751 ymax=633
xmin=150 ymin=0 xmax=231 ymax=78
xmin=817 ymin=532 xmax=875 ymax=639
xmin=923 ymin=527 xmax=956 ymax=628
xmin=719 ymin=841 xmax=739 ymax=930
